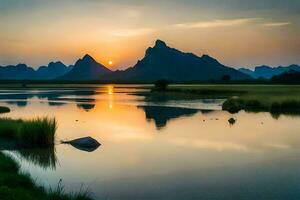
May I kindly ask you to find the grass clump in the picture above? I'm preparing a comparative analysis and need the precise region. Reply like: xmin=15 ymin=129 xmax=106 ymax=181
xmin=0 ymin=152 xmax=92 ymax=200
xmin=0 ymin=106 xmax=10 ymax=114
xmin=19 ymin=118 xmax=57 ymax=148
xmin=222 ymin=98 xmax=266 ymax=114
xmin=0 ymin=117 xmax=57 ymax=148
xmin=223 ymin=97 xmax=300 ymax=115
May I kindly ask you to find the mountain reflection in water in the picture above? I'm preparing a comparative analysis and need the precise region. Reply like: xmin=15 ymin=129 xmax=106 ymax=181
xmin=139 ymin=106 xmax=200 ymax=129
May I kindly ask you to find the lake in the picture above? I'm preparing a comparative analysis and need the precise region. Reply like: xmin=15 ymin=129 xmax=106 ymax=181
xmin=1 ymin=84 xmax=300 ymax=200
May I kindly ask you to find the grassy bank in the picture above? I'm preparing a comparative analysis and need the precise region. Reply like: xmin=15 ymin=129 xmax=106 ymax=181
xmin=153 ymin=85 xmax=300 ymax=115
xmin=0 ymin=152 xmax=92 ymax=200
xmin=0 ymin=117 xmax=57 ymax=148
xmin=222 ymin=96 xmax=300 ymax=115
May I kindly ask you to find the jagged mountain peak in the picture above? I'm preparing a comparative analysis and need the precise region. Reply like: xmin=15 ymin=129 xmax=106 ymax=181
xmin=82 ymin=54 xmax=95 ymax=62
xmin=59 ymin=54 xmax=111 ymax=80
xmin=154 ymin=39 xmax=167 ymax=48
xmin=108 ymin=39 xmax=251 ymax=81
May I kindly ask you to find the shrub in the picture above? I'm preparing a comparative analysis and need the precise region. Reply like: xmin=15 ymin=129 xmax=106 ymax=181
xmin=222 ymin=98 xmax=244 ymax=114
xmin=153 ymin=80 xmax=169 ymax=91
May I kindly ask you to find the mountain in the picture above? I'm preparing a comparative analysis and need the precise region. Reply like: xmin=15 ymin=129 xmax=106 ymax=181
xmin=36 ymin=61 xmax=72 ymax=80
xmin=238 ymin=68 xmax=255 ymax=77
xmin=239 ymin=65 xmax=300 ymax=79
xmin=106 ymin=40 xmax=251 ymax=82
xmin=59 ymin=54 xmax=111 ymax=80
xmin=0 ymin=64 xmax=35 ymax=80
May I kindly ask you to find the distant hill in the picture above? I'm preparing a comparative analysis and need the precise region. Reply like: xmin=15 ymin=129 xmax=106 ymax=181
xmin=36 ymin=62 xmax=72 ymax=80
xmin=0 ymin=64 xmax=35 ymax=80
xmin=239 ymin=65 xmax=300 ymax=79
xmin=0 ymin=62 xmax=72 ymax=80
xmin=106 ymin=40 xmax=250 ymax=82
xmin=59 ymin=54 xmax=111 ymax=80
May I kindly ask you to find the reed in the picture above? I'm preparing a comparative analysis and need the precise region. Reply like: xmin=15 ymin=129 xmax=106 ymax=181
xmin=0 ymin=117 xmax=57 ymax=148
xmin=0 ymin=152 xmax=92 ymax=200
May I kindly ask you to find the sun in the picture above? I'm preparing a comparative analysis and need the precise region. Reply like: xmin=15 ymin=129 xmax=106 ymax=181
xmin=108 ymin=61 xmax=113 ymax=66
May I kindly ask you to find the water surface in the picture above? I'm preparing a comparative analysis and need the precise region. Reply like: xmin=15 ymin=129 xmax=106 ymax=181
xmin=1 ymin=85 xmax=300 ymax=200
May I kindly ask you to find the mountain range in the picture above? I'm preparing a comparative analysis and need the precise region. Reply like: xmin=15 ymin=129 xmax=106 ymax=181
xmin=239 ymin=65 xmax=300 ymax=79
xmin=103 ymin=40 xmax=249 ymax=81
xmin=0 ymin=39 xmax=297 ymax=82
xmin=0 ymin=62 xmax=72 ymax=80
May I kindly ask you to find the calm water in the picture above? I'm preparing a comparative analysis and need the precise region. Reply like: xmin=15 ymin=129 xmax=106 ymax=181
xmin=1 ymin=85 xmax=300 ymax=200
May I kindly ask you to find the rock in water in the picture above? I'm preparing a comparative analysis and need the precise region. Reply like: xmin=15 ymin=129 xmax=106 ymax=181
xmin=62 ymin=137 xmax=101 ymax=152
xmin=228 ymin=118 xmax=236 ymax=126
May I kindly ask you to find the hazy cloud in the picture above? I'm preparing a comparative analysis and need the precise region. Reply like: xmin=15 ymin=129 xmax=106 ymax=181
xmin=263 ymin=22 xmax=291 ymax=27
xmin=172 ymin=18 xmax=262 ymax=29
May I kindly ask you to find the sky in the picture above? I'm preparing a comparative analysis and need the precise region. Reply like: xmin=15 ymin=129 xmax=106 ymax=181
xmin=0 ymin=0 xmax=299 ymax=70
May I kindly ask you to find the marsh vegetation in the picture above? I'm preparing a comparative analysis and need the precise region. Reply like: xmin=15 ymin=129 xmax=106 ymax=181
xmin=0 ymin=113 xmax=92 ymax=199
xmin=0 ymin=152 xmax=92 ymax=200
xmin=0 ymin=117 xmax=57 ymax=148
xmin=152 ymin=85 xmax=300 ymax=115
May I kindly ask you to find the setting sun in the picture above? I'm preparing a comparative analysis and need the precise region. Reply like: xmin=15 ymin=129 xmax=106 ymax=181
xmin=108 ymin=61 xmax=113 ymax=66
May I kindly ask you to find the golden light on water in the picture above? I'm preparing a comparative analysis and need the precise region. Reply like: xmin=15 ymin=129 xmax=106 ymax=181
xmin=107 ymin=85 xmax=114 ymax=109
xmin=108 ymin=85 xmax=114 ymax=95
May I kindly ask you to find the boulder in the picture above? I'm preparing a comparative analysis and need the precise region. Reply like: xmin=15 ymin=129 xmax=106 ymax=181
xmin=62 ymin=137 xmax=101 ymax=152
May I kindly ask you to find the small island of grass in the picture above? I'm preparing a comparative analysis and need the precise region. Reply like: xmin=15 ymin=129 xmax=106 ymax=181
xmin=0 ymin=106 xmax=10 ymax=114
xmin=149 ymin=84 xmax=300 ymax=116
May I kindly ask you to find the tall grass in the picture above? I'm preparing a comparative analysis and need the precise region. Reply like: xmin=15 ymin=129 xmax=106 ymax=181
xmin=0 ymin=117 xmax=57 ymax=148
xmin=0 ymin=152 xmax=93 ymax=200
xmin=19 ymin=117 xmax=57 ymax=148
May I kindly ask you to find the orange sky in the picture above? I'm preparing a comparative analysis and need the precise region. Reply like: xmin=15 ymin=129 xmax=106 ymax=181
xmin=0 ymin=0 xmax=299 ymax=70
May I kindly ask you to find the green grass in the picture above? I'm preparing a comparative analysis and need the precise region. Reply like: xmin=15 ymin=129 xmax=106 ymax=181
xmin=0 ymin=152 xmax=92 ymax=200
xmin=0 ymin=106 xmax=10 ymax=114
xmin=152 ymin=85 xmax=300 ymax=115
xmin=0 ymin=117 xmax=57 ymax=148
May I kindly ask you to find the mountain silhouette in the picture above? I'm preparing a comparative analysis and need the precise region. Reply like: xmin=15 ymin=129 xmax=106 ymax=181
xmin=59 ymin=54 xmax=111 ymax=80
xmin=106 ymin=40 xmax=250 ymax=81
xmin=0 ymin=64 xmax=35 ymax=80
xmin=0 ymin=62 xmax=72 ymax=80
xmin=1 ymin=39 xmax=298 ymax=82
xmin=239 ymin=64 xmax=300 ymax=79
xmin=36 ymin=61 xmax=72 ymax=80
